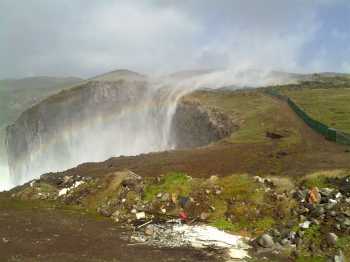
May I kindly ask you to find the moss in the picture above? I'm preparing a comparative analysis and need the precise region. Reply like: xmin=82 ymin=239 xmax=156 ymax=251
xmin=336 ymin=236 xmax=350 ymax=258
xmin=254 ymin=217 xmax=275 ymax=232
xmin=296 ymin=256 xmax=327 ymax=262
xmin=143 ymin=172 xmax=192 ymax=201
xmin=210 ymin=218 xmax=236 ymax=231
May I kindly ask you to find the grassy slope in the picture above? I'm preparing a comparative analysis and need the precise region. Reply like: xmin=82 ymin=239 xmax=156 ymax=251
xmin=282 ymin=88 xmax=350 ymax=133
xmin=185 ymin=90 xmax=302 ymax=147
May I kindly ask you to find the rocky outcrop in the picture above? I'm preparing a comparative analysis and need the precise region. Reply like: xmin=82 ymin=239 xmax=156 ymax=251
xmin=6 ymin=74 xmax=236 ymax=185
xmin=171 ymin=99 xmax=236 ymax=149
xmin=6 ymin=79 xmax=149 ymax=184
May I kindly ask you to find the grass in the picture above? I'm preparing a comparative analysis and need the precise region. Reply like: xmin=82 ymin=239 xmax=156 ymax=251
xmin=281 ymin=88 xmax=350 ymax=133
xmin=336 ymin=236 xmax=350 ymax=259
xmin=143 ymin=172 xmax=192 ymax=201
xmin=186 ymin=90 xmax=303 ymax=159
xmin=300 ymin=169 xmax=349 ymax=188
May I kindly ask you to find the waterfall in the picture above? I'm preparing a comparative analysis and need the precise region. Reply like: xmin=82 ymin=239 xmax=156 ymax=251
xmin=6 ymin=68 xmax=296 ymax=187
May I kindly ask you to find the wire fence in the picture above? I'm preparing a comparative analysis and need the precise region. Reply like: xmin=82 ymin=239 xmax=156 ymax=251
xmin=265 ymin=90 xmax=350 ymax=146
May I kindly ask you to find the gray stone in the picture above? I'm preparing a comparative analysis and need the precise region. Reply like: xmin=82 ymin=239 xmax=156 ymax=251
xmin=257 ymin=234 xmax=275 ymax=248
xmin=342 ymin=218 xmax=350 ymax=227
xmin=161 ymin=193 xmax=170 ymax=202
xmin=326 ymin=232 xmax=338 ymax=246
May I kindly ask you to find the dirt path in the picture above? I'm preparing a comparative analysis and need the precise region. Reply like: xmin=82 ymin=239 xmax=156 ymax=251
xmin=0 ymin=206 xmax=217 ymax=262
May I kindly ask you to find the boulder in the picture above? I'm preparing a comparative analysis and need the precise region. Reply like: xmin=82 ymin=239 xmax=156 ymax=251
xmin=326 ymin=233 xmax=338 ymax=246
xmin=257 ymin=234 xmax=275 ymax=248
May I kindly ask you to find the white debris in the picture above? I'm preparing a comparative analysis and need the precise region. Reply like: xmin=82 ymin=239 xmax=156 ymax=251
xmin=336 ymin=192 xmax=342 ymax=199
xmin=329 ymin=199 xmax=337 ymax=204
xmin=30 ymin=180 xmax=36 ymax=187
xmin=58 ymin=180 xmax=85 ymax=196
xmin=173 ymin=225 xmax=250 ymax=260
xmin=58 ymin=188 xmax=69 ymax=196
xmin=135 ymin=212 xmax=146 ymax=220
xmin=300 ymin=221 xmax=311 ymax=229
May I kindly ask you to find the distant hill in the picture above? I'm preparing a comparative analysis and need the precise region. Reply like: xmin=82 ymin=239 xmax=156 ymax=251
xmin=0 ymin=76 xmax=82 ymax=162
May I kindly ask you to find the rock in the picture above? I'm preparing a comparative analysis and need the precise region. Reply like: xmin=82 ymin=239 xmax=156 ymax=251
xmin=156 ymin=192 xmax=163 ymax=198
xmin=200 ymin=212 xmax=210 ymax=221
xmin=209 ymin=175 xmax=219 ymax=183
xmin=205 ymin=189 xmax=211 ymax=195
xmin=144 ymin=225 xmax=155 ymax=236
xmin=311 ymin=206 xmax=325 ymax=217
xmin=300 ymin=221 xmax=311 ymax=229
xmin=342 ymin=210 xmax=350 ymax=217
xmin=161 ymin=193 xmax=170 ymax=202
xmin=342 ymin=218 xmax=350 ymax=227
xmin=330 ymin=211 xmax=337 ymax=217
xmin=257 ymin=234 xmax=275 ymax=248
xmin=320 ymin=188 xmax=333 ymax=198
xmin=254 ymin=176 xmax=265 ymax=184
xmin=280 ymin=238 xmax=291 ymax=246
xmin=136 ymin=212 xmax=146 ymax=220
xmin=334 ymin=250 xmax=345 ymax=262
xmin=111 ymin=210 xmax=120 ymax=221
xmin=160 ymin=208 xmax=166 ymax=214
xmin=2 ymin=238 xmax=9 ymax=244
xmin=335 ymin=192 xmax=342 ymax=199
xmin=326 ymin=233 xmax=338 ymax=246
xmin=97 ymin=206 xmax=112 ymax=217
xmin=215 ymin=189 xmax=222 ymax=195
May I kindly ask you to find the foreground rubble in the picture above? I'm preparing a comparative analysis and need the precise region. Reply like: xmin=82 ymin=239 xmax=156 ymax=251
xmin=9 ymin=169 xmax=350 ymax=261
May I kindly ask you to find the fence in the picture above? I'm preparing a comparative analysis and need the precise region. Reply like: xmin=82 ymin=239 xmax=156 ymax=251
xmin=265 ymin=90 xmax=350 ymax=146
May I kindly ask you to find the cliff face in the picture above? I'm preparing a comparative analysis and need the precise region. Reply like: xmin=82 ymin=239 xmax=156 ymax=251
xmin=6 ymin=79 xmax=148 ymax=184
xmin=6 ymin=76 xmax=235 ymax=185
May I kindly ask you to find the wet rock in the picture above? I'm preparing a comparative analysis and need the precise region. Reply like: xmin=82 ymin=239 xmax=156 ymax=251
xmin=257 ymin=234 xmax=275 ymax=248
xmin=326 ymin=232 xmax=338 ymax=246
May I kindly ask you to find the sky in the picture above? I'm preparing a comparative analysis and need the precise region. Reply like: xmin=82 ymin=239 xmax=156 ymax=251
xmin=1 ymin=0 xmax=350 ymax=79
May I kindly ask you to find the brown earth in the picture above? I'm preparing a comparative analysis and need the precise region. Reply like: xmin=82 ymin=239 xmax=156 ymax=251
xmin=0 ymin=195 xmax=217 ymax=262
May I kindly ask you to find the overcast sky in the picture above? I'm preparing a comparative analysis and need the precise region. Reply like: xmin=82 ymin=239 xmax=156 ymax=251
xmin=1 ymin=0 xmax=350 ymax=79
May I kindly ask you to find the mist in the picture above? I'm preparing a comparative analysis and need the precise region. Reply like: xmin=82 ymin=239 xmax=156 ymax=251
xmin=6 ymin=68 xmax=297 ymax=187
xmin=0 ymin=164 xmax=12 ymax=192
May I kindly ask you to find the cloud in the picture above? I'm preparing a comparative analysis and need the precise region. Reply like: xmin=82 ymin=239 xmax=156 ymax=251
xmin=0 ymin=0 xmax=349 ymax=78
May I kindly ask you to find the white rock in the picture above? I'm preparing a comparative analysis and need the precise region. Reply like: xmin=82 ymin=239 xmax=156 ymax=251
xmin=300 ymin=221 xmax=311 ymax=229
xmin=329 ymin=199 xmax=337 ymax=204
xmin=136 ymin=212 xmax=146 ymax=220
xmin=336 ymin=192 xmax=342 ymax=199
xmin=58 ymin=188 xmax=68 ymax=196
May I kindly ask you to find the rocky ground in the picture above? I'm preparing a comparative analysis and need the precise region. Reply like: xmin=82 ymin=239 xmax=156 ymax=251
xmin=5 ymin=167 xmax=350 ymax=261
